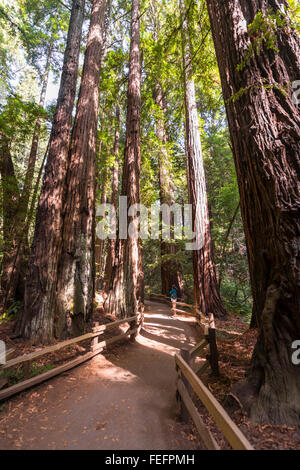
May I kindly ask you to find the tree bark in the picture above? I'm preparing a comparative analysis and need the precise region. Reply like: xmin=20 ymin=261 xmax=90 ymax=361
xmin=0 ymin=38 xmax=54 ymax=310
xmin=103 ymin=104 xmax=120 ymax=290
xmin=95 ymin=164 xmax=108 ymax=290
xmin=21 ymin=0 xmax=86 ymax=343
xmin=18 ymin=38 xmax=54 ymax=223
xmin=180 ymin=0 xmax=226 ymax=318
xmin=56 ymin=0 xmax=107 ymax=337
xmin=206 ymin=0 xmax=300 ymax=425
xmin=104 ymin=0 xmax=143 ymax=318
xmin=0 ymin=132 xmax=20 ymax=304
xmin=153 ymin=83 xmax=184 ymax=298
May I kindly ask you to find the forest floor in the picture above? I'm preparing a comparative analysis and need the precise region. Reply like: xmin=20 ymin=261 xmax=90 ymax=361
xmin=0 ymin=301 xmax=205 ymax=450
xmin=0 ymin=300 xmax=299 ymax=450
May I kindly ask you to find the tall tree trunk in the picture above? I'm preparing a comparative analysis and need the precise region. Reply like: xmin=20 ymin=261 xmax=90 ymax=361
xmin=95 ymin=165 xmax=108 ymax=290
xmin=180 ymin=0 xmax=226 ymax=317
xmin=20 ymin=0 xmax=86 ymax=343
xmin=56 ymin=0 xmax=107 ymax=337
xmin=206 ymin=0 xmax=300 ymax=425
xmin=153 ymin=83 xmax=184 ymax=298
xmin=105 ymin=0 xmax=143 ymax=318
xmin=0 ymin=39 xmax=54 ymax=309
xmin=103 ymin=104 xmax=120 ymax=290
xmin=18 ymin=39 xmax=54 ymax=223
xmin=0 ymin=132 xmax=20 ymax=304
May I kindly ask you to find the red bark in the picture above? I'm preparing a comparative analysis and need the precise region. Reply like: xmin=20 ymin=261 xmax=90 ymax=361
xmin=105 ymin=0 xmax=143 ymax=318
xmin=181 ymin=0 xmax=226 ymax=317
xmin=206 ymin=0 xmax=300 ymax=424
xmin=21 ymin=0 xmax=86 ymax=343
xmin=56 ymin=0 xmax=107 ymax=337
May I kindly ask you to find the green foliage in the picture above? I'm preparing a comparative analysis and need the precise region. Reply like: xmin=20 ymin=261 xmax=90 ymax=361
xmin=237 ymin=7 xmax=296 ymax=72
xmin=0 ymin=362 xmax=55 ymax=386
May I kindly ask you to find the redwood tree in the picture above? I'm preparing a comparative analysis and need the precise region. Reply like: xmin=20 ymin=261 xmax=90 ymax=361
xmin=180 ymin=0 xmax=226 ymax=318
xmin=0 ymin=39 xmax=54 ymax=310
xmin=103 ymin=104 xmax=120 ymax=290
xmin=105 ymin=0 xmax=143 ymax=318
xmin=206 ymin=0 xmax=300 ymax=424
xmin=56 ymin=0 xmax=107 ymax=337
xmin=153 ymin=83 xmax=184 ymax=298
xmin=21 ymin=0 xmax=86 ymax=343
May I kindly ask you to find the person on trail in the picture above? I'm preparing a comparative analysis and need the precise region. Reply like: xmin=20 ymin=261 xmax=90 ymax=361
xmin=169 ymin=285 xmax=177 ymax=313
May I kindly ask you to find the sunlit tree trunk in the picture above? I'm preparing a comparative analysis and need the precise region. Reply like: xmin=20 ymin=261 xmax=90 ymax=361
xmin=105 ymin=0 xmax=143 ymax=318
xmin=153 ymin=83 xmax=184 ymax=298
xmin=18 ymin=39 xmax=54 ymax=222
xmin=180 ymin=0 xmax=226 ymax=317
xmin=56 ymin=0 xmax=107 ymax=337
xmin=103 ymin=104 xmax=120 ymax=290
xmin=95 ymin=165 xmax=108 ymax=290
xmin=21 ymin=0 xmax=86 ymax=343
xmin=206 ymin=0 xmax=300 ymax=424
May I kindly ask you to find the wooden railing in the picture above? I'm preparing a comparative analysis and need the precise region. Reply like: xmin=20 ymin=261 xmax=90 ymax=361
xmin=175 ymin=346 xmax=253 ymax=450
xmin=0 ymin=313 xmax=144 ymax=401
xmin=148 ymin=292 xmax=196 ymax=316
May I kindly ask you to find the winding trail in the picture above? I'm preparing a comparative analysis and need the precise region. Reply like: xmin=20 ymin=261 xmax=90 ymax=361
xmin=0 ymin=301 xmax=204 ymax=450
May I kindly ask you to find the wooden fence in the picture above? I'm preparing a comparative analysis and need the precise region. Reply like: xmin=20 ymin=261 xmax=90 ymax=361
xmin=175 ymin=345 xmax=253 ymax=450
xmin=148 ymin=292 xmax=196 ymax=317
xmin=0 ymin=313 xmax=144 ymax=401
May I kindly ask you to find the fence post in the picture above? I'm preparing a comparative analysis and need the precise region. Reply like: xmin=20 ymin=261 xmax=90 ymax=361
xmin=91 ymin=322 xmax=99 ymax=352
xmin=207 ymin=313 xmax=219 ymax=376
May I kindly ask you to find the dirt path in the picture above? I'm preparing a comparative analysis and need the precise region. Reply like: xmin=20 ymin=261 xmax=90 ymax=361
xmin=0 ymin=301 xmax=204 ymax=450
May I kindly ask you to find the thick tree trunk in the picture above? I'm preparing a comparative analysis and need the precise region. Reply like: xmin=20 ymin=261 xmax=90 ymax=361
xmin=180 ymin=0 xmax=226 ymax=318
xmin=21 ymin=0 xmax=86 ymax=343
xmin=103 ymin=104 xmax=120 ymax=290
xmin=206 ymin=0 xmax=300 ymax=425
xmin=56 ymin=0 xmax=107 ymax=337
xmin=153 ymin=83 xmax=184 ymax=298
xmin=105 ymin=0 xmax=143 ymax=318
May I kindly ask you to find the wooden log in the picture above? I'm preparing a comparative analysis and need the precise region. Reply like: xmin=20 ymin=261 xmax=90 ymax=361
xmin=175 ymin=353 xmax=254 ymax=450
xmin=190 ymin=339 xmax=208 ymax=359
xmin=177 ymin=378 xmax=220 ymax=450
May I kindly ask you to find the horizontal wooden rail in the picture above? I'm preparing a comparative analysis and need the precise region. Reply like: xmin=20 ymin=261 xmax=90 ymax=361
xmin=1 ymin=315 xmax=137 ymax=370
xmin=175 ymin=353 xmax=253 ymax=450
xmin=190 ymin=339 xmax=208 ymax=359
xmin=177 ymin=378 xmax=219 ymax=450
xmin=0 ymin=349 xmax=102 ymax=401
xmin=0 ymin=326 xmax=138 ymax=402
